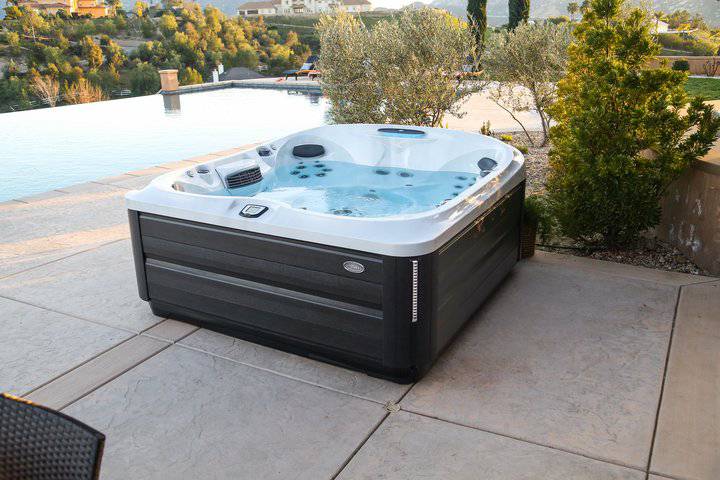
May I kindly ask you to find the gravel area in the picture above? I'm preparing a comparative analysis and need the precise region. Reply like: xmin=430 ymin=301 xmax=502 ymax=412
xmin=493 ymin=131 xmax=550 ymax=195
xmin=493 ymin=131 xmax=712 ymax=276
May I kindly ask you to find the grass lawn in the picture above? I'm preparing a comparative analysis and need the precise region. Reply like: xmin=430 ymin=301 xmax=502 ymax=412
xmin=685 ymin=77 xmax=720 ymax=100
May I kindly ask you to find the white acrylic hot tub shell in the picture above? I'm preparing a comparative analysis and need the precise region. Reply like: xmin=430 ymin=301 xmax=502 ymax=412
xmin=126 ymin=124 xmax=525 ymax=257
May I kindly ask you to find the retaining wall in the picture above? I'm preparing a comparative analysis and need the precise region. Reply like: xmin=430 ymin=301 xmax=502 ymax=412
xmin=649 ymin=56 xmax=720 ymax=75
xmin=659 ymin=120 xmax=720 ymax=275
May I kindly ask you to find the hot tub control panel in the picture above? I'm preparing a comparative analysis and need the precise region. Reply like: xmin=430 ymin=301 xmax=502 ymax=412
xmin=240 ymin=204 xmax=268 ymax=218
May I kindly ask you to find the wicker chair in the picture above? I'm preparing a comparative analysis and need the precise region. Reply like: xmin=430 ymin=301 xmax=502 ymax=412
xmin=0 ymin=393 xmax=105 ymax=480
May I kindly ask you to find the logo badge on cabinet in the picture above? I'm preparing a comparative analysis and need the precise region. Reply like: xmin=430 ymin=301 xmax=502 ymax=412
xmin=343 ymin=261 xmax=365 ymax=274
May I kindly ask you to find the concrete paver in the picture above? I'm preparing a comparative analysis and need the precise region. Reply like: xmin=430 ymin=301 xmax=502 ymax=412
xmin=533 ymin=250 xmax=712 ymax=287
xmin=26 ymin=335 xmax=169 ymax=410
xmin=64 ymin=345 xmax=386 ymax=480
xmin=141 ymin=319 xmax=199 ymax=343
xmin=0 ymin=183 xmax=129 ymax=278
xmin=337 ymin=411 xmax=644 ymax=480
xmin=0 ymin=296 xmax=131 ymax=395
xmin=0 ymin=239 xmax=162 ymax=333
xmin=402 ymin=256 xmax=678 ymax=468
xmin=180 ymin=328 xmax=411 ymax=404
xmin=651 ymin=281 xmax=720 ymax=480
xmin=1 ymin=141 xmax=719 ymax=478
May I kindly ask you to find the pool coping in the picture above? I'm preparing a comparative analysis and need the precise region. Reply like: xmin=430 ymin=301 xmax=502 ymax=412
xmin=5 ymin=144 xmax=260 ymax=205
xmin=160 ymin=79 xmax=322 ymax=95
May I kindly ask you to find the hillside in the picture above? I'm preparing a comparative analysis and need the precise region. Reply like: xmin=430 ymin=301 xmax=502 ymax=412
xmin=107 ymin=0 xmax=718 ymax=24
xmin=430 ymin=0 xmax=719 ymax=25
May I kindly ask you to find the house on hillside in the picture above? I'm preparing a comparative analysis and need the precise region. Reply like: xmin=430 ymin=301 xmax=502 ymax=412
xmin=341 ymin=0 xmax=371 ymax=12
xmin=653 ymin=19 xmax=670 ymax=34
xmin=238 ymin=0 xmax=371 ymax=16
xmin=17 ymin=0 xmax=111 ymax=17
xmin=237 ymin=0 xmax=278 ymax=16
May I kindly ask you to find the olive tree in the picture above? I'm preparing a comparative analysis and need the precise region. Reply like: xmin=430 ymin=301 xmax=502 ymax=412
xmin=317 ymin=9 xmax=477 ymax=127
xmin=481 ymin=22 xmax=571 ymax=145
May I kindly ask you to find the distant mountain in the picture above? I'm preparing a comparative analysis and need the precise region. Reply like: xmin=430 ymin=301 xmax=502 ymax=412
xmin=401 ymin=1 xmax=429 ymax=9
xmin=120 ymin=0 xmax=718 ymax=24
xmin=429 ymin=0 xmax=720 ymax=26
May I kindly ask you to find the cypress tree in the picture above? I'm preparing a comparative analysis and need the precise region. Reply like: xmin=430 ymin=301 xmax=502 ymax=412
xmin=508 ymin=0 xmax=529 ymax=29
xmin=467 ymin=0 xmax=487 ymax=52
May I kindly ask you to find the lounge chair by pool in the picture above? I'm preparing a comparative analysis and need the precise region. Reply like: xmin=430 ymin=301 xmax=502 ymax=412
xmin=284 ymin=55 xmax=320 ymax=80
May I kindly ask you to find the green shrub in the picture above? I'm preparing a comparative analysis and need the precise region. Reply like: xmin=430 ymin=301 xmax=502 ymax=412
xmin=500 ymin=134 xmax=513 ymax=142
xmin=657 ymin=33 xmax=718 ymax=56
xmin=514 ymin=144 xmax=529 ymax=154
xmin=546 ymin=0 xmax=720 ymax=248
xmin=179 ymin=66 xmax=202 ymax=85
xmin=480 ymin=120 xmax=492 ymax=135
xmin=523 ymin=195 xmax=554 ymax=242
xmin=128 ymin=62 xmax=160 ymax=95
xmin=672 ymin=59 xmax=690 ymax=71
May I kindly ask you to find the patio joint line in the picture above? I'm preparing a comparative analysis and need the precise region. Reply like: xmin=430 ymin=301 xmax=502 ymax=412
xmin=400 ymin=407 xmax=647 ymax=474
xmin=174 ymin=342 xmax=398 ymax=407
xmin=0 ymin=237 xmax=127 ymax=281
xmin=138 ymin=318 xmax=172 ymax=334
xmin=536 ymin=253 xmax=713 ymax=288
xmin=89 ymin=180 xmax=132 ymax=190
xmin=647 ymin=469 xmax=692 ymax=480
xmin=644 ymin=286 xmax=683 ymax=480
xmin=330 ymin=386 xmax=415 ymax=479
xmin=681 ymin=276 xmax=720 ymax=286
xmin=55 ymin=326 xmax=201 ymax=410
xmin=58 ymin=342 xmax=175 ymax=411
xmin=21 ymin=334 xmax=142 ymax=398
xmin=0 ymin=293 xmax=141 ymax=336
xmin=56 ymin=326 xmax=202 ymax=410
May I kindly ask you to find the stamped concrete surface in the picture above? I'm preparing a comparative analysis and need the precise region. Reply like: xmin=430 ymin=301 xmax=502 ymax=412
xmin=0 ymin=239 xmax=162 ymax=333
xmin=0 ymin=183 xmax=129 ymax=278
xmin=180 ymin=328 xmax=410 ymax=404
xmin=337 ymin=411 xmax=644 ymax=480
xmin=2 ymin=160 xmax=719 ymax=479
xmin=63 ymin=345 xmax=386 ymax=480
xmin=0 ymin=296 xmax=131 ymax=395
xmin=651 ymin=280 xmax=720 ymax=480
xmin=403 ymin=255 xmax=678 ymax=469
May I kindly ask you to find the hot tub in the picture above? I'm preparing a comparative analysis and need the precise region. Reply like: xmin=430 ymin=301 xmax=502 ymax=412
xmin=126 ymin=124 xmax=525 ymax=382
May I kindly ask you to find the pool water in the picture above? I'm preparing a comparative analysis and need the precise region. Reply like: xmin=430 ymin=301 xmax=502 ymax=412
xmin=0 ymin=88 xmax=327 ymax=202
xmin=231 ymin=161 xmax=479 ymax=217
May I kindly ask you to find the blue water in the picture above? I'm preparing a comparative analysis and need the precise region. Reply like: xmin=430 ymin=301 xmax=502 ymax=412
xmin=0 ymin=88 xmax=328 ymax=202
xmin=230 ymin=161 xmax=479 ymax=217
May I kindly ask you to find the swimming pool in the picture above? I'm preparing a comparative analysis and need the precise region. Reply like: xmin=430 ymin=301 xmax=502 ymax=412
xmin=0 ymin=88 xmax=328 ymax=202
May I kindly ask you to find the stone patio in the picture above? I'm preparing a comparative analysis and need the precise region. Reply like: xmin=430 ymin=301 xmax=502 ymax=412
xmin=1 ymin=150 xmax=718 ymax=480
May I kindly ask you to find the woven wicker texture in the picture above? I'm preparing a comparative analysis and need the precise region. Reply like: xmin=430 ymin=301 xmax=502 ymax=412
xmin=0 ymin=394 xmax=104 ymax=480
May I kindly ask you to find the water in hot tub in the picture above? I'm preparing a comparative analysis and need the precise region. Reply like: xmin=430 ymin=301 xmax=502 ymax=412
xmin=231 ymin=160 xmax=481 ymax=217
